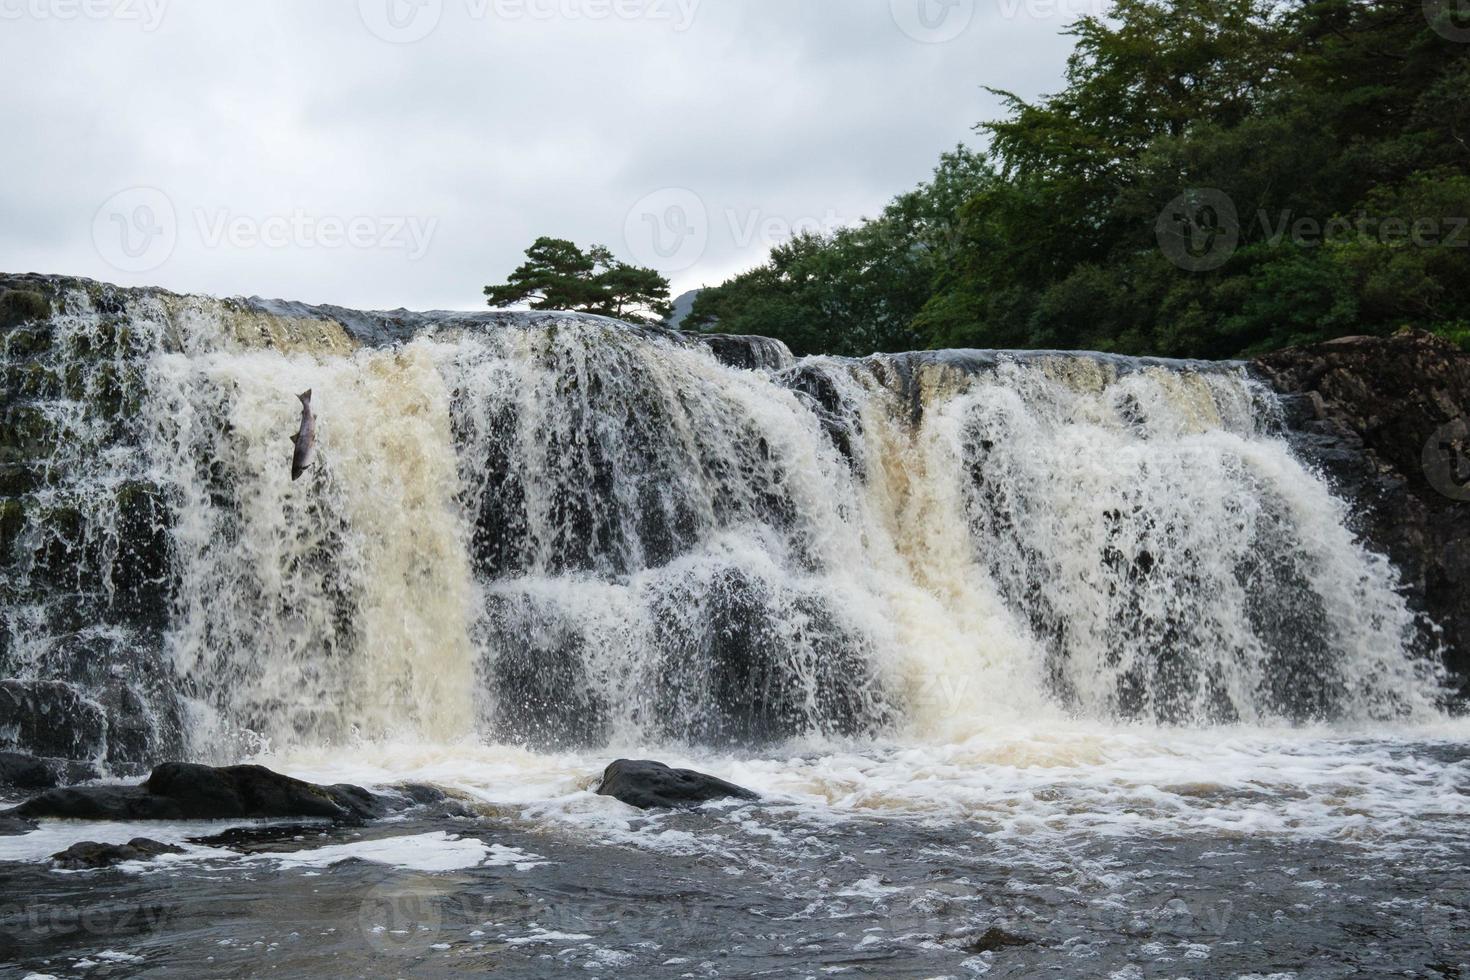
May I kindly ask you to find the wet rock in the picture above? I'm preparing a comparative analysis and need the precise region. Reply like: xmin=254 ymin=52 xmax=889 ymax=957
xmin=4 ymin=763 xmax=392 ymax=824
xmin=596 ymin=759 xmax=759 ymax=810
xmin=0 ymin=288 xmax=52 ymax=330
xmin=50 ymin=837 xmax=185 ymax=870
xmin=695 ymin=333 xmax=793 ymax=372
xmin=0 ymin=752 xmax=101 ymax=794
xmin=0 ymin=680 xmax=107 ymax=760
xmin=0 ymin=814 xmax=38 ymax=835
xmin=0 ymin=752 xmax=55 ymax=792
xmin=962 ymin=927 xmax=1034 ymax=953
xmin=1254 ymin=330 xmax=1470 ymax=699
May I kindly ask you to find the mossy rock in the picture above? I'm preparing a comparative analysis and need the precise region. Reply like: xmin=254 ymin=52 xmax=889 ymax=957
xmin=0 ymin=462 xmax=38 ymax=496
xmin=113 ymin=480 xmax=172 ymax=621
xmin=25 ymin=502 xmax=89 ymax=591
xmin=1 ymin=325 xmax=52 ymax=358
xmin=0 ymin=403 xmax=53 ymax=456
xmin=68 ymin=317 xmax=124 ymax=358
xmin=0 ymin=289 xmax=52 ymax=328
xmin=4 ymin=361 xmax=62 ymax=400
xmin=0 ymin=497 xmax=23 ymax=558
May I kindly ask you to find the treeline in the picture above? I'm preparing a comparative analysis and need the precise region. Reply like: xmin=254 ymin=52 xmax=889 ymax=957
xmin=686 ymin=0 xmax=1470 ymax=358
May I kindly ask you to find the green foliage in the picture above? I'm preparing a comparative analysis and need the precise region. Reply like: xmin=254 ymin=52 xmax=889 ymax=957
xmin=485 ymin=237 xmax=673 ymax=325
xmin=686 ymin=148 xmax=994 ymax=356
xmin=690 ymin=0 xmax=1470 ymax=358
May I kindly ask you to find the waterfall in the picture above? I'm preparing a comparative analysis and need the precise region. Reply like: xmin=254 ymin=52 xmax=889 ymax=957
xmin=0 ymin=278 xmax=1447 ymax=766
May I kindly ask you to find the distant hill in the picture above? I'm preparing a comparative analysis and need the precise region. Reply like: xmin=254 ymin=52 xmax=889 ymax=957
xmin=663 ymin=289 xmax=701 ymax=331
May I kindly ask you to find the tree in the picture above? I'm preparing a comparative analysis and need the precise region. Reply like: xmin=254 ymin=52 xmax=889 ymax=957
xmin=485 ymin=238 xmax=673 ymax=325
xmin=685 ymin=147 xmax=994 ymax=356
xmin=673 ymin=0 xmax=1470 ymax=358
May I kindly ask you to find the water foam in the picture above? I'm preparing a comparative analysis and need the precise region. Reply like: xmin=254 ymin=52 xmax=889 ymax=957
xmin=1 ymin=284 xmax=1449 ymax=765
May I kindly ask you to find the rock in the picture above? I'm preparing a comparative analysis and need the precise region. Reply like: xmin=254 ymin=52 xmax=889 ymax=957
xmin=963 ymin=927 xmax=1034 ymax=953
xmin=50 ymin=837 xmax=185 ymax=870
xmin=0 ymin=814 xmax=38 ymax=835
xmin=0 ymin=680 xmax=108 ymax=761
xmin=3 ymin=762 xmax=391 ymax=824
xmin=1254 ymin=330 xmax=1470 ymax=699
xmin=0 ymin=751 xmax=56 ymax=792
xmin=694 ymin=333 xmax=793 ymax=372
xmin=596 ymin=759 xmax=759 ymax=810
xmin=0 ymin=288 xmax=52 ymax=329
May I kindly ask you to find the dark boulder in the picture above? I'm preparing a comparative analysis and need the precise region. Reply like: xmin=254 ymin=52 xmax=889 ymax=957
xmin=51 ymin=837 xmax=185 ymax=870
xmin=596 ymin=759 xmax=759 ymax=810
xmin=0 ymin=751 xmax=56 ymax=792
xmin=963 ymin=927 xmax=1034 ymax=953
xmin=1254 ymin=330 xmax=1470 ymax=699
xmin=4 ymin=763 xmax=391 ymax=824
xmin=0 ymin=814 xmax=38 ymax=835
xmin=0 ymin=287 xmax=51 ymax=328
xmin=0 ymin=752 xmax=98 ymax=795
xmin=694 ymin=333 xmax=793 ymax=372
xmin=0 ymin=680 xmax=108 ymax=760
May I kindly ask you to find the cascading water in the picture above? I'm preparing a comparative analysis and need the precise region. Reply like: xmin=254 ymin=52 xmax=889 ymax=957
xmin=0 ymin=277 xmax=1447 ymax=768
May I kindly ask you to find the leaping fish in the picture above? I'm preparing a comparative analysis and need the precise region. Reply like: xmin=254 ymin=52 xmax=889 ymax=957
xmin=290 ymin=389 xmax=316 ymax=481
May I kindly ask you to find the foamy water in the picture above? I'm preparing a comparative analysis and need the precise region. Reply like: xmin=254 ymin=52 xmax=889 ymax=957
xmin=3 ymin=283 xmax=1466 ymax=976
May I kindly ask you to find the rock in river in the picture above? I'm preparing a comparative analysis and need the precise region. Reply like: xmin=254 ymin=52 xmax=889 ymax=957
xmin=2 ymin=763 xmax=392 ymax=824
xmin=596 ymin=759 xmax=759 ymax=810
xmin=51 ymin=838 xmax=186 ymax=870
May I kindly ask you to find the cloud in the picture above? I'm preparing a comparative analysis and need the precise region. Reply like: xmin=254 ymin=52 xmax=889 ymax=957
xmin=0 ymin=0 xmax=1085 ymax=310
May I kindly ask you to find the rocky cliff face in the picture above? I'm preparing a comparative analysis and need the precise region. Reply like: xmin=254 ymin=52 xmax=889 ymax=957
xmin=1254 ymin=331 xmax=1470 ymax=699
xmin=2 ymin=275 xmax=185 ymax=775
xmin=4 ymin=272 xmax=1467 ymax=781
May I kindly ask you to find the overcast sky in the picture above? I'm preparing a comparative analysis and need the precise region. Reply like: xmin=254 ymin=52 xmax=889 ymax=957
xmin=0 ymin=0 xmax=1095 ymax=311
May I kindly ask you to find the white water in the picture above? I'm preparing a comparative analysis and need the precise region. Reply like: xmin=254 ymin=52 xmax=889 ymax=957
xmin=5 ymin=286 xmax=1468 ymax=966
xmin=4 ymin=284 xmax=1446 ymax=763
